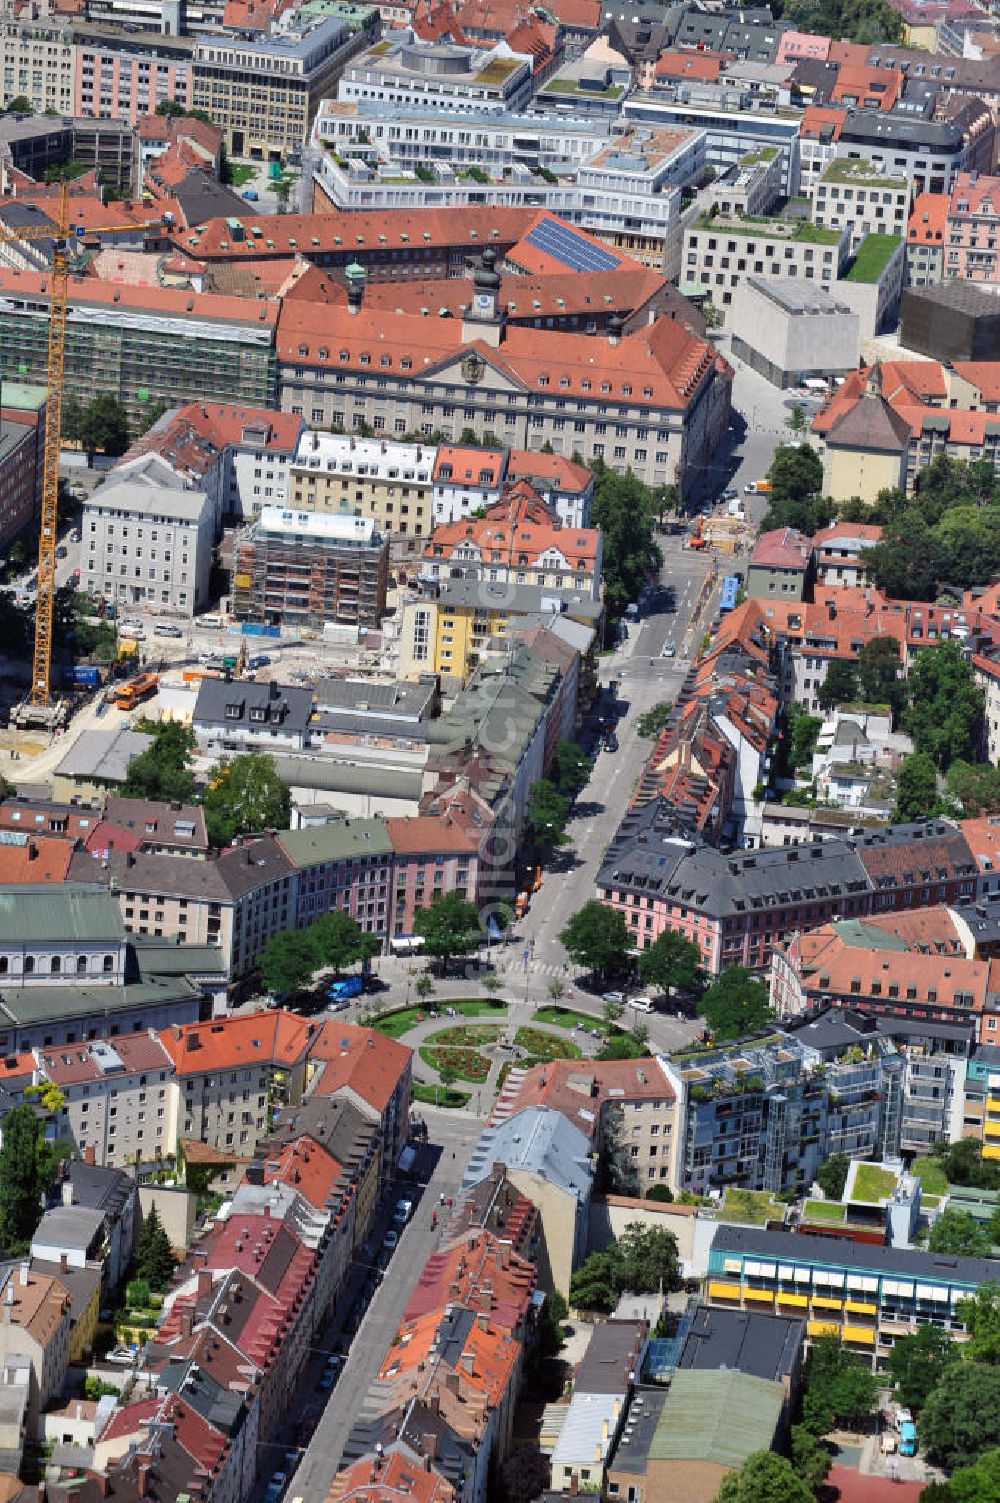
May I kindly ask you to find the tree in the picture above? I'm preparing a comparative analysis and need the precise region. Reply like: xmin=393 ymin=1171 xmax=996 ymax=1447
xmin=552 ymin=740 xmax=592 ymax=798
xmin=603 ymin=993 xmax=624 ymax=1029
xmin=415 ymin=974 xmax=435 ymax=1001
xmin=947 ymin=761 xmax=1000 ymax=817
xmin=903 ymin=642 xmax=985 ymax=769
xmin=525 ymin=779 xmax=570 ymax=851
xmin=920 ymin=1363 xmax=1000 ymax=1471
xmin=815 ymin=1152 xmax=850 ymax=1201
xmin=535 ymin=1290 xmax=568 ymax=1360
xmin=800 ymin=1336 xmax=877 ymax=1436
xmin=569 ymin=1249 xmax=618 ymax=1312
xmin=956 ymin=1283 xmax=1000 ymax=1365
xmin=863 ymin=512 xmax=942 ymax=602
xmin=616 ymin=1221 xmax=682 ymax=1294
xmin=789 ymin=1427 xmax=832 ymax=1499
xmin=785 ymin=403 xmax=808 ymax=433
xmin=946 ymin=1449 xmax=1000 ymax=1503
xmin=937 ymin=1137 xmax=1000 ymax=1191
xmin=413 ymin=891 xmax=481 ymax=974
xmin=857 ymin=636 xmax=903 ymax=712
xmin=500 ymin=1447 xmax=550 ymax=1503
xmin=5 ymin=96 xmax=33 ymax=115
xmin=887 ymin=1325 xmax=957 ymax=1412
xmin=716 ymin=1451 xmax=814 ymax=1503
xmin=310 ymin=910 xmax=378 ymax=975
xmin=636 ymin=701 xmax=673 ymax=738
xmin=122 ymin=721 xmax=196 ymax=803
xmin=816 ymin=659 xmax=858 ymax=712
xmin=763 ymin=444 xmax=828 ymax=535
xmin=638 ymin=930 xmax=703 ymax=996
xmin=589 ymin=462 xmax=662 ymax=621
xmin=0 ymin=1105 xmax=61 ymax=1251
xmin=646 ymin=1183 xmax=673 ymax=1203
xmin=698 ymin=967 xmax=773 ymax=1041
xmin=259 ymin=928 xmax=319 ymax=997
xmin=559 ymin=900 xmax=631 ymax=978
xmin=138 ymin=399 xmax=171 ymax=435
xmin=134 ymin=1204 xmax=175 ymax=1290
xmin=895 ymin=751 xmax=941 ymax=823
xmin=202 ymin=754 xmax=290 ymax=847
xmin=928 ymin=1208 xmax=992 ymax=1256
xmin=781 ymin=0 xmax=902 ymax=44
xmin=80 ymin=394 xmax=130 ymax=456
xmin=787 ymin=707 xmax=823 ymax=770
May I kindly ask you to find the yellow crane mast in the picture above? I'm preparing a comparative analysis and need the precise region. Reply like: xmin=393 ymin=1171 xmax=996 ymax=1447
xmin=1 ymin=182 xmax=160 ymax=719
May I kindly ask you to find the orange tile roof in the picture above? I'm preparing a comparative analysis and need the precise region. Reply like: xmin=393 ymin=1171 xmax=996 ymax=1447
xmin=831 ymin=62 xmax=902 ymax=109
xmin=260 ymin=1134 xmax=346 ymax=1212
xmin=959 ymin=816 xmax=1000 ymax=872
xmin=422 ymin=486 xmax=600 ymax=571
xmin=405 ymin=1229 xmax=536 ymax=1329
xmin=119 ymin=400 xmax=303 ymax=479
xmin=952 ymin=361 xmax=1000 ymax=401
xmin=359 ymin=265 xmax=665 ymax=322
xmin=491 ymin=1058 xmax=673 ymax=1137
xmin=654 ymin=49 xmax=722 ymax=82
xmin=0 ymin=835 xmax=74 ymax=883
xmin=3 ymin=1268 xmax=69 ymax=1349
xmin=386 ymin=814 xmax=481 ymax=856
xmin=308 ymin=1021 xmax=411 ymax=1114
xmin=160 ymin=1010 xmax=314 ymax=1077
xmin=799 ymin=103 xmax=848 ymax=140
xmin=0 ymin=265 xmax=278 ymax=328
xmin=332 ymin=1450 xmax=456 ymax=1503
xmin=907 ymin=191 xmax=947 ymax=244
xmin=433 ymin=443 xmax=506 ymax=484
xmin=506 ymin=449 xmax=592 ymax=492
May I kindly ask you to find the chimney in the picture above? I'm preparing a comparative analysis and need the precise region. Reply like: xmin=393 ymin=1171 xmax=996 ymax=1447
xmin=62 ymin=1180 xmax=74 ymax=1207
xmin=569 ymin=1476 xmax=579 ymax=1497
xmin=477 ymin=1312 xmax=489 ymax=1331
xmin=602 ymin=1419 xmax=609 ymax=1442
xmin=180 ymin=1308 xmax=194 ymax=1338
xmin=197 ymin=1268 xmax=213 ymax=1298
xmin=137 ymin=1463 xmax=150 ymax=1498
xmin=422 ymin=1433 xmax=438 ymax=1461
xmin=608 ymin=313 xmax=624 ymax=347
xmin=83 ymin=1145 xmax=96 ymax=1165
xmin=59 ymin=1253 xmax=68 ymax=1275
xmin=27 ymin=841 xmax=37 ymax=861
xmin=445 ymin=1371 xmax=460 ymax=1395
xmin=460 ymin=1351 xmax=474 ymax=1375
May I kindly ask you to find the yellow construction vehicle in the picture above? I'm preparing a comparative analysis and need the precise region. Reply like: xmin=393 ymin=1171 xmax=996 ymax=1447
xmin=5 ymin=184 xmax=159 ymax=726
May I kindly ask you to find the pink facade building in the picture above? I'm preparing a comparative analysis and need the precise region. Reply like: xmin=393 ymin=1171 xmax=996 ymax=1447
xmin=74 ymin=38 xmax=191 ymax=125
xmin=942 ymin=170 xmax=1000 ymax=281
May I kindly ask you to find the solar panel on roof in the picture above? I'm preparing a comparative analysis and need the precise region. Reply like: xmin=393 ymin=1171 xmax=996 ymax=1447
xmin=524 ymin=217 xmax=621 ymax=273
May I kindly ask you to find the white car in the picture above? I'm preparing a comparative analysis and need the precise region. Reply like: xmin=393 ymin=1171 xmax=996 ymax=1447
xmin=627 ymin=996 xmax=654 ymax=1014
xmin=383 ymin=1229 xmax=398 ymax=1250
xmin=395 ymin=1198 xmax=413 ymax=1223
xmin=153 ymin=622 xmax=183 ymax=638
xmin=603 ymin=990 xmax=625 ymax=1004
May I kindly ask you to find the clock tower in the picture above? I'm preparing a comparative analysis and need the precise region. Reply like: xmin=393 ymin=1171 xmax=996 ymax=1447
xmin=462 ymin=247 xmax=504 ymax=348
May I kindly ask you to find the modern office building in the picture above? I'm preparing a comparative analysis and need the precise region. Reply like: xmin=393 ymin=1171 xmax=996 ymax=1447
xmin=232 ymin=505 xmax=389 ymax=629
xmin=337 ymin=32 xmax=535 ymax=115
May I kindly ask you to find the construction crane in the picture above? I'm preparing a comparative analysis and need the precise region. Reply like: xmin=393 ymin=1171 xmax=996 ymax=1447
xmin=1 ymin=182 xmax=160 ymax=724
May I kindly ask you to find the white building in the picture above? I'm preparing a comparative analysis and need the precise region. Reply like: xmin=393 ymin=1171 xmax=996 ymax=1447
xmin=81 ymin=460 xmax=215 ymax=617
xmin=682 ymin=214 xmax=851 ymax=318
xmin=0 ymin=19 xmax=74 ymax=115
xmin=338 ymin=32 xmax=535 ymax=115
xmin=809 ymin=157 xmax=911 ymax=251
xmin=289 ymin=430 xmax=436 ymax=548
xmin=431 ymin=444 xmax=507 ymax=524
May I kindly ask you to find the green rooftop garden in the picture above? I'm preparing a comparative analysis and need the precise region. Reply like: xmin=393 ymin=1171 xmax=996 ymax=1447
xmin=843 ymin=233 xmax=901 ymax=283
xmin=475 ymin=58 xmax=519 ymax=85
xmin=802 ymin=1199 xmax=848 ymax=1224
xmin=721 ymin=1188 xmax=785 ymax=1225
xmin=694 ymin=212 xmax=842 ymax=245
xmin=741 ymin=146 xmax=778 ymax=166
xmin=822 ymin=157 xmax=906 ymax=190
xmin=543 ymin=77 xmax=623 ymax=97
xmin=912 ymin=1155 xmax=949 ymax=1197
xmin=849 ymin=1162 xmax=898 ymax=1203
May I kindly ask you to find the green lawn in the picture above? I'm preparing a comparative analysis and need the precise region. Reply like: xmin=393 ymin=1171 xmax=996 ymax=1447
xmin=514 ymin=1026 xmax=582 ymax=1063
xmin=374 ymin=1000 xmax=507 ymax=1038
xmin=912 ymin=1156 xmax=949 ymax=1197
xmin=412 ymin=1081 xmax=471 ymax=1109
xmin=419 ymin=1044 xmax=491 ymax=1084
xmin=844 ymin=233 xmax=900 ymax=283
xmin=532 ymin=1005 xmax=606 ymax=1034
xmin=228 ymin=163 xmax=256 ymax=188
xmin=803 ymin=1199 xmax=848 ymax=1223
xmin=850 ymin=1163 xmax=897 ymax=1203
xmin=721 ymin=1188 xmax=785 ymax=1225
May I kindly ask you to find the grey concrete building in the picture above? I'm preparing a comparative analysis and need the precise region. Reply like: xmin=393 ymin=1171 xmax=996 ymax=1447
xmin=81 ymin=462 xmax=215 ymax=617
xmin=730 ymin=277 xmax=860 ymax=388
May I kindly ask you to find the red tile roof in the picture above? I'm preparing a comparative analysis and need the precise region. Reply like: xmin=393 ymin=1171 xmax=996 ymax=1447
xmin=307 ymin=1022 xmax=411 ymax=1115
xmin=907 ymin=191 xmax=947 ymax=244
xmin=260 ymin=1134 xmax=346 ymax=1212
xmin=160 ymin=1011 xmax=314 ymax=1077
xmin=0 ymin=265 xmax=278 ymax=328
xmin=386 ymin=813 xmax=481 ymax=856
xmin=506 ymin=449 xmax=592 ymax=493
xmin=332 ymin=1450 xmax=456 ymax=1503
xmin=0 ymin=835 xmax=74 ymax=883
xmin=118 ymin=401 xmax=303 ymax=481
xmin=799 ymin=104 xmax=848 ymax=140
xmin=750 ymin=526 xmax=812 ymax=571
xmin=422 ymin=485 xmax=600 ymax=572
xmin=654 ymin=49 xmax=722 ymax=82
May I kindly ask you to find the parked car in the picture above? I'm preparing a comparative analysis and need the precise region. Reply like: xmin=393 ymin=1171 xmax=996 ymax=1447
xmin=248 ymin=653 xmax=272 ymax=669
xmin=603 ymin=990 xmax=625 ymax=1004
xmin=395 ymin=1198 xmax=413 ymax=1223
xmin=627 ymin=996 xmax=654 ymax=1014
xmin=153 ymin=622 xmax=183 ymax=638
xmin=327 ymin=975 xmax=364 ymax=1002
xmin=242 ymin=189 xmax=259 ymax=201
xmin=383 ymin=1229 xmax=398 ymax=1250
xmin=604 ymin=732 xmax=619 ymax=752
xmin=661 ymin=641 xmax=676 ymax=657
xmin=56 ymin=545 xmax=68 ymax=559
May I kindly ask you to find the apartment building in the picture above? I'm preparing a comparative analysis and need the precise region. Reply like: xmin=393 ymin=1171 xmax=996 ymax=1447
xmin=160 ymin=1011 xmax=313 ymax=1156
xmin=0 ymin=271 xmax=278 ymax=425
xmin=308 ymin=1018 xmax=412 ymax=1183
xmin=191 ymin=15 xmax=362 ymax=157
xmin=37 ymin=1031 xmax=177 ymax=1172
xmin=706 ymin=1223 xmax=997 ymax=1367
xmin=0 ymin=413 xmax=43 ymax=551
xmin=338 ymin=31 xmax=534 ymax=114
xmin=232 ymin=506 xmax=389 ymax=630
xmin=682 ymin=213 xmax=850 ymax=318
xmin=421 ymin=484 xmax=602 ymax=600
xmin=0 ymin=19 xmax=74 ymax=115
xmin=0 ymin=1265 xmax=71 ymax=1437
xmin=289 ymin=431 xmax=436 ymax=549
xmin=80 ymin=464 xmax=215 ymax=616
xmin=809 ymin=157 xmax=910 ymax=252
xmin=798 ymin=106 xmax=973 ymax=198
xmin=74 ymin=29 xmax=193 ymax=124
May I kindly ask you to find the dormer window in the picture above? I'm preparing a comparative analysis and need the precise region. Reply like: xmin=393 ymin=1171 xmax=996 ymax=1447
xmin=249 ymin=706 xmax=267 ymax=723
xmin=224 ymin=702 xmax=242 ymax=720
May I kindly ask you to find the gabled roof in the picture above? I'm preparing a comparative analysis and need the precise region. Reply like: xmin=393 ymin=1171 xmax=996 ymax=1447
xmin=160 ymin=1011 xmax=314 ymax=1077
xmin=307 ymin=1021 xmax=411 ymax=1115
xmin=824 ymin=392 xmax=915 ymax=452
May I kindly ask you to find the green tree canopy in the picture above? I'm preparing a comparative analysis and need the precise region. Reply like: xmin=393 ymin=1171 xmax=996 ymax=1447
xmin=935 ymin=1138 xmax=1000 ymax=1192
xmin=636 ymin=701 xmax=673 ymax=738
xmin=413 ymin=891 xmax=481 ymax=973
xmin=310 ymin=910 xmax=379 ymax=974
xmin=259 ymin=928 xmax=319 ymax=997
xmin=762 ymin=445 xmax=832 ymax=535
xmin=698 ymin=967 xmax=773 ymax=1041
xmin=202 ymin=754 xmax=290 ymax=848
xmin=0 ymin=1105 xmax=68 ymax=1252
xmin=947 ymin=761 xmax=1000 ymax=817
xmin=956 ymin=1283 xmax=1000 ymax=1365
xmin=789 ymin=1428 xmax=832 ymax=1500
xmin=815 ymin=1152 xmax=850 ymax=1201
xmin=945 ymin=1447 xmax=1000 ymax=1503
xmin=857 ymin=636 xmax=904 ymax=711
xmin=716 ymin=1451 xmax=815 ymax=1503
xmin=569 ymin=1221 xmax=681 ymax=1312
xmin=903 ymin=642 xmax=985 ymax=769
xmin=638 ymin=930 xmax=703 ymax=995
xmin=800 ymin=1335 xmax=878 ymax=1436
xmin=525 ymin=779 xmax=571 ymax=852
xmin=590 ymin=462 xmax=662 ymax=621
xmin=123 ymin=721 xmax=196 ymax=803
xmin=816 ymin=659 xmax=858 ymax=713
xmin=887 ymin=1325 xmax=957 ymax=1413
xmin=75 ymin=394 xmax=130 ymax=456
xmin=928 ymin=1208 xmax=992 ymax=1257
xmin=552 ymin=741 xmax=592 ymax=798
xmin=134 ymin=1204 xmax=175 ymax=1290
xmin=781 ymin=0 xmax=902 ymax=43
xmin=559 ymin=900 xmax=631 ymax=978
xmin=920 ymin=1362 xmax=1000 ymax=1471
xmin=895 ymin=752 xmax=941 ymax=823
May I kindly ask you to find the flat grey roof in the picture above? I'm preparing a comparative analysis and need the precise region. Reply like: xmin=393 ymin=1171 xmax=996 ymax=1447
xmin=55 ymin=728 xmax=153 ymax=785
xmin=677 ymin=1304 xmax=805 ymax=1384
xmin=0 ymin=885 xmax=123 ymax=945
xmin=711 ymin=1222 xmax=1000 ymax=1286
xmin=746 ymin=275 xmax=852 ymax=315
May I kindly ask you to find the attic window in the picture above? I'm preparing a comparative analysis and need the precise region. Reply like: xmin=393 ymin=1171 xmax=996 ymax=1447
xmin=601 ymin=382 xmax=611 ymax=394
xmin=643 ymin=386 xmax=652 ymax=398
xmin=538 ymin=375 xmax=549 ymax=387
xmin=621 ymin=384 xmax=632 ymax=396
xmin=318 ymin=347 xmax=329 ymax=359
xmin=297 ymin=344 xmax=308 ymax=357
xmin=401 ymin=357 xmax=412 ymax=371
xmin=360 ymin=353 xmax=370 ymax=365
xmin=559 ymin=376 xmax=569 ymax=388
xmin=379 ymin=355 xmax=391 ymax=368
xmin=224 ymin=703 xmax=241 ymax=720
xmin=339 ymin=350 xmax=349 ymax=363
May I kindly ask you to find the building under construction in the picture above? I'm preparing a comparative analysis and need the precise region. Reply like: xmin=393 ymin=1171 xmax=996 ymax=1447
xmin=232 ymin=505 xmax=388 ymax=630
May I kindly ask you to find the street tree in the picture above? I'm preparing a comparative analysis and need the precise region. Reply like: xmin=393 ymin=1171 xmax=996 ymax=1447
xmin=0 ymin=1105 xmax=65 ymax=1251
xmin=716 ymin=1452 xmax=814 ymax=1503
xmin=638 ymin=930 xmax=703 ymax=996
xmin=560 ymin=900 xmax=631 ymax=978
xmin=903 ymin=641 xmax=985 ymax=769
xmin=589 ymin=462 xmax=662 ymax=620
xmin=413 ymin=891 xmax=481 ymax=974
xmin=887 ymin=1325 xmax=957 ymax=1412
xmin=310 ymin=910 xmax=379 ymax=974
xmin=525 ymin=779 xmax=571 ymax=852
xmin=603 ymin=995 xmax=624 ymax=1030
xmin=946 ymin=1448 xmax=1000 ymax=1503
xmin=259 ymin=929 xmax=319 ymax=997
xmin=894 ymin=752 xmax=941 ymax=823
xmin=800 ymin=1336 xmax=877 ymax=1436
xmin=500 ymin=1447 xmax=550 ymax=1503
xmin=636 ymin=701 xmax=673 ymax=738
xmin=815 ymin=1152 xmax=850 ymax=1201
xmin=928 ymin=1208 xmax=992 ymax=1256
xmin=920 ymin=1362 xmax=1000 ymax=1471
xmin=552 ymin=741 xmax=592 ymax=798
xmin=698 ymin=967 xmax=773 ymax=1040
xmin=203 ymin=754 xmax=290 ymax=847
